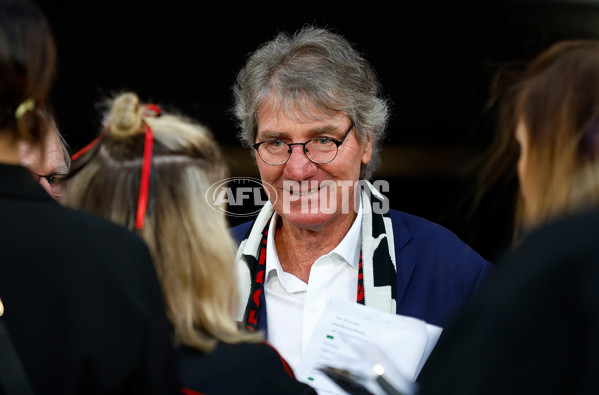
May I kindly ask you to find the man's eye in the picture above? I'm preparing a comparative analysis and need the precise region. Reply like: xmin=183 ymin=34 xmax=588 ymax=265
xmin=314 ymin=137 xmax=332 ymax=145
xmin=45 ymin=175 xmax=66 ymax=185
xmin=271 ymin=140 xmax=286 ymax=147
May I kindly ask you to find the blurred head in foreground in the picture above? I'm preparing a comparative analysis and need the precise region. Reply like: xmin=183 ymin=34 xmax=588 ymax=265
xmin=64 ymin=91 xmax=260 ymax=351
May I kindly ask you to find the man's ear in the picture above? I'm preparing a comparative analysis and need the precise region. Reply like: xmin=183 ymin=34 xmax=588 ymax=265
xmin=361 ymin=134 xmax=374 ymax=165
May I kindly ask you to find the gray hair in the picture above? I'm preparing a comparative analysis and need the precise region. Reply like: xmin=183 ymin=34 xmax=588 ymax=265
xmin=232 ymin=26 xmax=390 ymax=179
xmin=55 ymin=126 xmax=71 ymax=171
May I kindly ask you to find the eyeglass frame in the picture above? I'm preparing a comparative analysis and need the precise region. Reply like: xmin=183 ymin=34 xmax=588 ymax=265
xmin=33 ymin=172 xmax=69 ymax=185
xmin=32 ymin=172 xmax=69 ymax=196
xmin=252 ymin=121 xmax=355 ymax=166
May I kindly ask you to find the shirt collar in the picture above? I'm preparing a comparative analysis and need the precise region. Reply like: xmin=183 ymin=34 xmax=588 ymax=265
xmin=335 ymin=196 xmax=363 ymax=270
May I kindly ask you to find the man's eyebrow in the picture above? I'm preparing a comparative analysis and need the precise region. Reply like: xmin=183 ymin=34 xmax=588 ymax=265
xmin=257 ymin=125 xmax=342 ymax=140
xmin=307 ymin=125 xmax=341 ymax=136
xmin=257 ymin=130 xmax=286 ymax=140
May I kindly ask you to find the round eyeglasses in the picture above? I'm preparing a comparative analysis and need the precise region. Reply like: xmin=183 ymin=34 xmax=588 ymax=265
xmin=253 ymin=122 xmax=354 ymax=166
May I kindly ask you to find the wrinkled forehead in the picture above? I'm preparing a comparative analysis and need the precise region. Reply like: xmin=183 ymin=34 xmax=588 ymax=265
xmin=256 ymin=92 xmax=344 ymax=127
xmin=19 ymin=128 xmax=67 ymax=173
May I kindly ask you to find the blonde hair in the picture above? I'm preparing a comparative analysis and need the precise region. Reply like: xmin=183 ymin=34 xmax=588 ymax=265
xmin=64 ymin=92 xmax=261 ymax=351
xmin=510 ymin=41 xmax=599 ymax=233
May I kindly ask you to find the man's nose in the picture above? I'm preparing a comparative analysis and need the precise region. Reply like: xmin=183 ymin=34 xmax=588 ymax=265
xmin=283 ymin=144 xmax=317 ymax=180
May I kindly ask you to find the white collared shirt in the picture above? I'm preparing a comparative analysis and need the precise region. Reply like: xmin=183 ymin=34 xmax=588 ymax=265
xmin=264 ymin=199 xmax=363 ymax=370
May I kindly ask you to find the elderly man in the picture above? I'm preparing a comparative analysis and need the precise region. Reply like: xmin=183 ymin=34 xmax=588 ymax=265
xmin=19 ymin=114 xmax=70 ymax=201
xmin=230 ymin=26 xmax=494 ymax=370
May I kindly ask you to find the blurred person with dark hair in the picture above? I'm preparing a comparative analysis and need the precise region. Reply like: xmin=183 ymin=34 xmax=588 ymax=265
xmin=63 ymin=91 xmax=316 ymax=395
xmin=418 ymin=40 xmax=599 ymax=394
xmin=0 ymin=0 xmax=178 ymax=394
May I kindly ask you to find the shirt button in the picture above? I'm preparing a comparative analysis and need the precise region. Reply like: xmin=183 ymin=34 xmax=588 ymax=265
xmin=309 ymin=304 xmax=318 ymax=313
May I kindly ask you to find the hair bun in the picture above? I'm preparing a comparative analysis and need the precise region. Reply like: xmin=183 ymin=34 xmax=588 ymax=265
xmin=107 ymin=92 xmax=144 ymax=140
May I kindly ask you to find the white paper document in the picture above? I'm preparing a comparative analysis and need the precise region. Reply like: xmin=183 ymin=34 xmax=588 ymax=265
xmin=295 ymin=298 xmax=442 ymax=394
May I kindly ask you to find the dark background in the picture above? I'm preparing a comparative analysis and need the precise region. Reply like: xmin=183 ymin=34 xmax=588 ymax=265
xmin=35 ymin=0 xmax=599 ymax=263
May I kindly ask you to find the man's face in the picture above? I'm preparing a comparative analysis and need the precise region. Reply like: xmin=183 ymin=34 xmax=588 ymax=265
xmin=19 ymin=126 xmax=68 ymax=201
xmin=255 ymin=101 xmax=373 ymax=232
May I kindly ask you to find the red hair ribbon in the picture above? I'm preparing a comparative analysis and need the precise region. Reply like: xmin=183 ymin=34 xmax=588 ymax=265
xmin=134 ymin=104 xmax=160 ymax=229
xmin=134 ymin=122 xmax=153 ymax=229
xmin=71 ymin=103 xmax=161 ymax=162
xmin=144 ymin=103 xmax=162 ymax=117
xmin=70 ymin=128 xmax=108 ymax=161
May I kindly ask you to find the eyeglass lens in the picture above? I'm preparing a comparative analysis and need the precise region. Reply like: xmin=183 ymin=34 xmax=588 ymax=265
xmin=258 ymin=139 xmax=338 ymax=165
